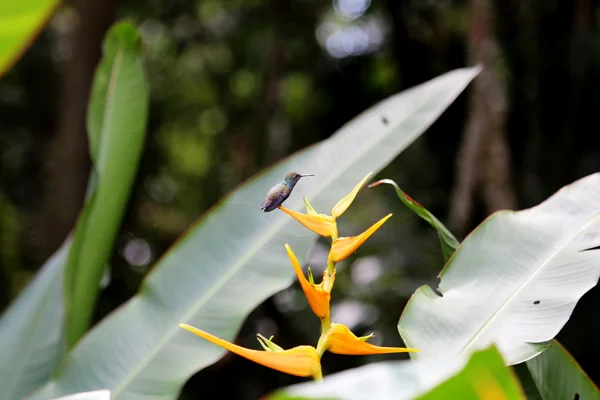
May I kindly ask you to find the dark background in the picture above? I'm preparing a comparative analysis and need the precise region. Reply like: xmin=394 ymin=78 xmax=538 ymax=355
xmin=1 ymin=0 xmax=599 ymax=398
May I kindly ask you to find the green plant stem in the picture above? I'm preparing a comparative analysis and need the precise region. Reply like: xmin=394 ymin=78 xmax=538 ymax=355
xmin=320 ymin=314 xmax=331 ymax=334
xmin=326 ymin=260 xmax=335 ymax=274
xmin=316 ymin=331 xmax=329 ymax=357
xmin=312 ymin=367 xmax=323 ymax=381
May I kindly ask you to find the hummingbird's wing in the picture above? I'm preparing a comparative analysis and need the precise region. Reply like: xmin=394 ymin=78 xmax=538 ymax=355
xmin=261 ymin=183 xmax=288 ymax=211
xmin=274 ymin=189 xmax=291 ymax=206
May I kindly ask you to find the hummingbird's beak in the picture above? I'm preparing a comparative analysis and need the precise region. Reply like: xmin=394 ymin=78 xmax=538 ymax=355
xmin=300 ymin=174 xmax=314 ymax=177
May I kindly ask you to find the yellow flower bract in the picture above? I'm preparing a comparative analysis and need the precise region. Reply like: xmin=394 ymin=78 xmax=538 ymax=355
xmin=179 ymin=324 xmax=322 ymax=379
xmin=278 ymin=206 xmax=338 ymax=238
xmin=331 ymin=172 xmax=372 ymax=218
xmin=285 ymin=244 xmax=334 ymax=319
xmin=328 ymin=213 xmax=393 ymax=263
xmin=325 ymin=323 xmax=419 ymax=355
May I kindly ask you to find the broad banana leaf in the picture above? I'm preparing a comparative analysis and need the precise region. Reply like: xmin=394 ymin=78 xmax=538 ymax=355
xmin=399 ymin=173 xmax=600 ymax=365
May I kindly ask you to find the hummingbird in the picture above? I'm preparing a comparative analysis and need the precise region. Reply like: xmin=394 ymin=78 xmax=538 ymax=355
xmin=261 ymin=172 xmax=314 ymax=212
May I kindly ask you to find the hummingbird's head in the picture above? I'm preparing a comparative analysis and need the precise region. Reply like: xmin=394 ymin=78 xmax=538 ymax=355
xmin=284 ymin=172 xmax=314 ymax=186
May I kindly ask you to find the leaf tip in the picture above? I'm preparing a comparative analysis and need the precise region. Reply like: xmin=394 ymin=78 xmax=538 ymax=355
xmin=104 ymin=20 xmax=143 ymax=52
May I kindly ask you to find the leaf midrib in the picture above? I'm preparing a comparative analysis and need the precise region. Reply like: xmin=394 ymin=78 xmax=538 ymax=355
xmin=459 ymin=211 xmax=600 ymax=357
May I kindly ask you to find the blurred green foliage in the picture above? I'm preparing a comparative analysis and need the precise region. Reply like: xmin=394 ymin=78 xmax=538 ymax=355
xmin=0 ymin=0 xmax=60 ymax=76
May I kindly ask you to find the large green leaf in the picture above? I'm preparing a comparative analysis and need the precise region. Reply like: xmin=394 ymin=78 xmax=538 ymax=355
xmin=0 ymin=240 xmax=68 ymax=400
xmin=512 ymin=362 xmax=543 ymax=400
xmin=29 ymin=66 xmax=480 ymax=399
xmin=0 ymin=21 xmax=148 ymax=399
xmin=525 ymin=339 xmax=600 ymax=400
xmin=64 ymin=21 xmax=149 ymax=347
xmin=0 ymin=0 xmax=61 ymax=77
xmin=398 ymin=173 xmax=600 ymax=365
xmin=368 ymin=179 xmax=459 ymax=261
xmin=271 ymin=346 xmax=523 ymax=400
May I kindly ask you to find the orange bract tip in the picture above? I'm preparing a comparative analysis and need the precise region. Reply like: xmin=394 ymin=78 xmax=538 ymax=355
xmin=325 ymin=323 xmax=419 ymax=355
xmin=328 ymin=213 xmax=392 ymax=263
xmin=179 ymin=324 xmax=322 ymax=378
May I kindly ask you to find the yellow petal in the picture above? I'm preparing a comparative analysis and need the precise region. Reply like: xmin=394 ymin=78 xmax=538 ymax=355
xmin=331 ymin=172 xmax=373 ymax=219
xmin=303 ymin=197 xmax=318 ymax=216
xmin=179 ymin=324 xmax=322 ymax=378
xmin=279 ymin=206 xmax=338 ymax=238
xmin=325 ymin=323 xmax=419 ymax=355
xmin=328 ymin=214 xmax=392 ymax=263
xmin=285 ymin=244 xmax=332 ymax=319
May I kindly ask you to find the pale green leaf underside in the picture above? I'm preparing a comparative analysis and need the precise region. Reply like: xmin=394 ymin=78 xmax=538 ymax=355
xmin=50 ymin=390 xmax=111 ymax=400
xmin=0 ymin=239 xmax=69 ymax=400
xmin=399 ymin=173 xmax=600 ymax=365
xmin=30 ymin=66 xmax=480 ymax=400
xmin=273 ymin=346 xmax=517 ymax=400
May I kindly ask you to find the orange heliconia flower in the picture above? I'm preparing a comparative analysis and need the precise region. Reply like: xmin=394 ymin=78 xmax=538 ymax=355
xmin=328 ymin=213 xmax=392 ymax=263
xmin=285 ymin=244 xmax=335 ymax=319
xmin=324 ymin=323 xmax=419 ymax=355
xmin=179 ymin=324 xmax=322 ymax=380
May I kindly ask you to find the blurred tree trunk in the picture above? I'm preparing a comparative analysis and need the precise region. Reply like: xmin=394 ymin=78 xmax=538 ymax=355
xmin=493 ymin=0 xmax=543 ymax=207
xmin=31 ymin=0 xmax=117 ymax=262
xmin=560 ymin=0 xmax=590 ymax=185
xmin=449 ymin=0 xmax=515 ymax=236
xmin=264 ymin=0 xmax=289 ymax=165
